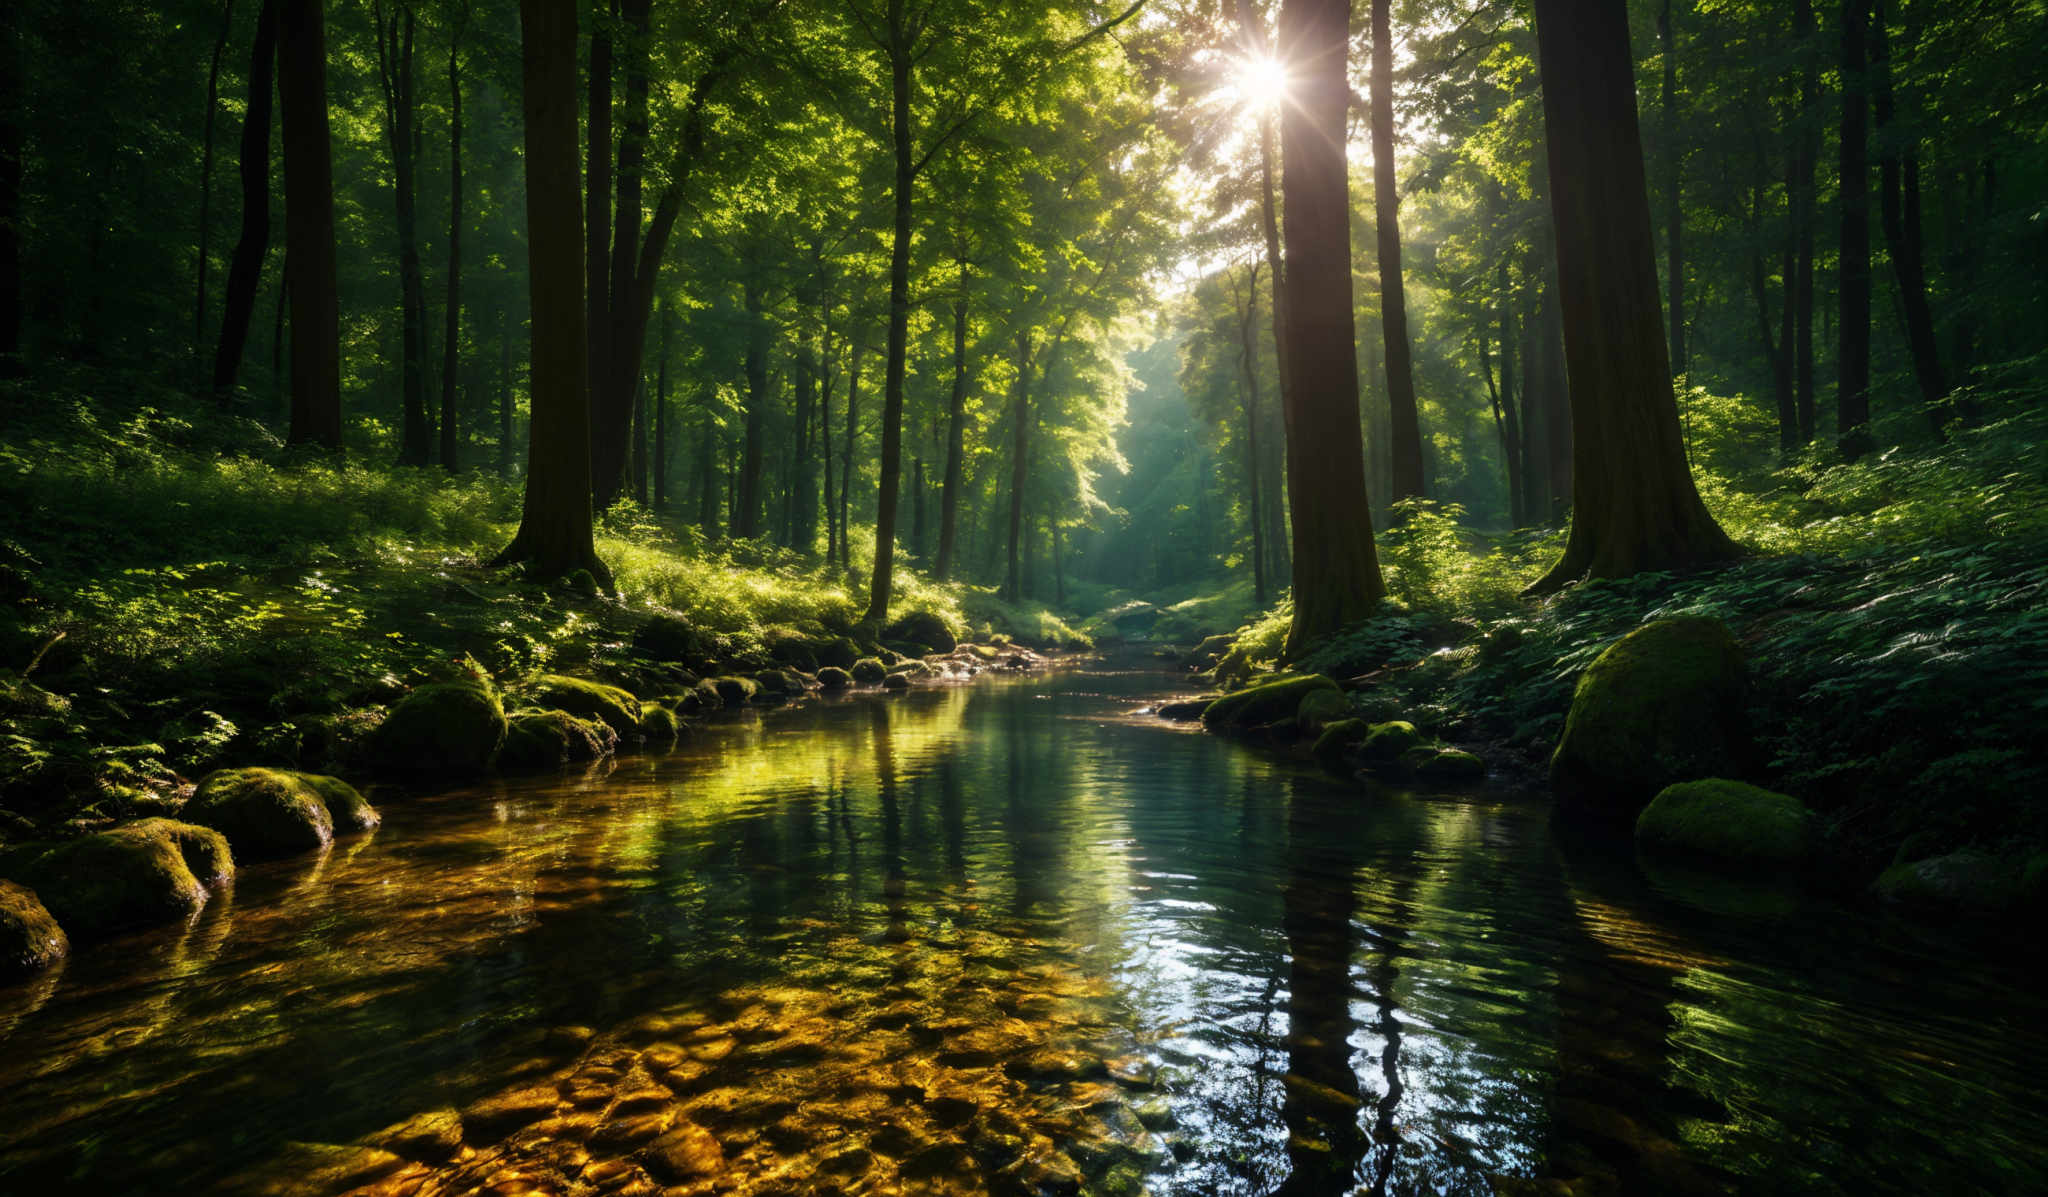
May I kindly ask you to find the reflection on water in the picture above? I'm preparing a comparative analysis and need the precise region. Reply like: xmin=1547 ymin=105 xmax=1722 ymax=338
xmin=2 ymin=662 xmax=2045 ymax=1195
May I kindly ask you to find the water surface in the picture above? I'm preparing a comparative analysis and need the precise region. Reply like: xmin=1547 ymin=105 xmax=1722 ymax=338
xmin=2 ymin=660 xmax=2043 ymax=1195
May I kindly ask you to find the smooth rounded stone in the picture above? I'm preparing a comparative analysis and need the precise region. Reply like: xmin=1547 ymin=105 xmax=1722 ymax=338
xmin=566 ymin=1080 xmax=617 ymax=1109
xmin=882 ymin=610 xmax=958 ymax=654
xmin=544 ymin=1024 xmax=596 ymax=1053
xmin=369 ymin=1106 xmax=465 ymax=1163
xmin=1130 ymin=1095 xmax=1176 ymax=1131
xmin=590 ymin=1109 xmax=674 ymax=1150
xmin=373 ymin=681 xmax=508 ymax=774
xmin=1200 ymin=674 xmax=1339 ymax=732
xmin=640 ymin=1122 xmax=725 ymax=1182
xmin=188 ymin=766 xmax=379 ymax=859
xmin=5 ymin=818 xmax=231 ymax=940
xmin=579 ymin=1157 xmax=643 ymax=1187
xmin=500 ymin=710 xmax=615 ymax=770
xmin=849 ymin=657 xmax=888 ymax=685
xmin=881 ymin=672 xmax=911 ymax=691
xmin=1636 ymin=778 xmax=1812 ymax=871
xmin=608 ymin=1085 xmax=674 ymax=1117
xmin=1005 ymin=1047 xmax=1103 ymax=1083
xmin=528 ymin=675 xmax=642 ymax=738
xmin=1104 ymin=1055 xmax=1157 ymax=1088
xmin=243 ymin=1142 xmax=407 ymax=1195
xmin=639 ymin=1042 xmax=687 ymax=1071
xmin=1153 ymin=697 xmax=1217 ymax=722
xmin=528 ymin=1110 xmax=601 ymax=1142
xmin=1404 ymin=746 xmax=1487 ymax=782
xmin=709 ymin=675 xmax=760 ymax=706
xmin=1295 ymin=685 xmax=1351 ymax=732
xmin=462 ymin=1085 xmax=563 ymax=1141
xmin=0 ymin=879 xmax=68 ymax=980
xmin=816 ymin=666 xmax=853 ymax=691
xmin=1358 ymin=719 xmax=1423 ymax=762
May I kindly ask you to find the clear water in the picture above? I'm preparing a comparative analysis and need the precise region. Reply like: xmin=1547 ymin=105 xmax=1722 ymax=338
xmin=2 ymin=660 xmax=2043 ymax=1196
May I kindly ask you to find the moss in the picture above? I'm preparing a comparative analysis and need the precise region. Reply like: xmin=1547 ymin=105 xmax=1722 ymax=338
xmin=1402 ymin=746 xmax=1486 ymax=782
xmin=1635 ymin=779 xmax=1811 ymax=872
xmin=681 ymin=679 xmax=724 ymax=715
xmin=5 ymin=819 xmax=231 ymax=939
xmin=373 ymin=682 xmax=508 ymax=774
xmin=1359 ymin=720 xmax=1422 ymax=762
xmin=710 ymin=675 xmax=760 ymax=705
xmin=1 ymin=879 xmax=68 ymax=980
xmin=850 ymin=658 xmax=888 ymax=685
xmin=882 ymin=610 xmax=957 ymax=653
xmin=816 ymin=666 xmax=852 ymax=691
xmin=187 ymin=767 xmax=378 ymax=859
xmin=763 ymin=629 xmax=820 ymax=672
xmin=1874 ymin=850 xmax=2029 ymax=912
xmin=1312 ymin=719 xmax=1368 ymax=763
xmin=1201 ymin=674 xmax=1339 ymax=731
xmin=530 ymin=675 xmax=641 ymax=738
xmin=500 ymin=709 xmax=614 ymax=771
xmin=632 ymin=615 xmax=709 ymax=666
xmin=965 ymin=643 xmax=1001 ymax=663
xmin=1296 ymin=687 xmax=1352 ymax=732
xmin=640 ymin=702 xmax=680 ymax=743
xmin=562 ymin=568 xmax=600 ymax=597
xmin=881 ymin=672 xmax=911 ymax=691
xmin=1550 ymin=616 xmax=1751 ymax=821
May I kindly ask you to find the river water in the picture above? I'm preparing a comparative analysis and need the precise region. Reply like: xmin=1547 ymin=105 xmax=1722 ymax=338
xmin=2 ymin=659 xmax=2043 ymax=1196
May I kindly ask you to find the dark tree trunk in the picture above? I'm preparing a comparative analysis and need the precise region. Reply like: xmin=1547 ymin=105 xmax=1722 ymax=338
xmin=1276 ymin=0 xmax=1385 ymax=654
xmin=0 ymin=1 xmax=19 ymax=376
xmin=497 ymin=300 xmax=513 ymax=474
xmin=791 ymin=320 xmax=819 ymax=550
xmin=1752 ymin=171 xmax=1796 ymax=452
xmin=494 ymin=0 xmax=607 ymax=585
xmin=196 ymin=0 xmax=237 ymax=368
xmin=440 ymin=0 xmax=468 ymax=471
xmin=734 ymin=277 xmax=767 ymax=539
xmin=1792 ymin=0 xmax=1818 ymax=443
xmin=213 ymin=0 xmax=279 ymax=398
xmin=1257 ymin=111 xmax=1290 ymax=449
xmin=593 ymin=0 xmax=654 ymax=509
xmin=1525 ymin=0 xmax=1737 ymax=593
xmin=375 ymin=0 xmax=431 ymax=465
xmin=585 ymin=0 xmax=612 ymax=488
xmin=632 ymin=374 xmax=647 ymax=504
xmin=1371 ymin=0 xmax=1425 ymax=504
xmin=910 ymin=455 xmax=925 ymax=562
xmin=653 ymin=298 xmax=669 ymax=510
xmin=841 ymin=341 xmax=861 ymax=570
xmin=1870 ymin=0 xmax=1947 ymax=431
xmin=934 ymin=260 xmax=970 ymax=580
xmin=1004 ymin=332 xmax=1034 ymax=603
xmin=1837 ymin=0 xmax=1872 ymax=454
xmin=1497 ymin=261 xmax=1524 ymax=527
xmin=822 ymin=336 xmax=837 ymax=562
xmin=1538 ymin=265 xmax=1572 ymax=520
xmin=278 ymin=0 xmax=342 ymax=450
xmin=1659 ymin=0 xmax=1686 ymax=376
xmin=866 ymin=0 xmax=914 ymax=624
xmin=698 ymin=401 xmax=718 ymax=534
xmin=1236 ymin=262 xmax=1269 ymax=606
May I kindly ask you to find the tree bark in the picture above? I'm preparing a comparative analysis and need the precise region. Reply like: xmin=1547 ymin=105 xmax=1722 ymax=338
xmin=1525 ymin=0 xmax=1738 ymax=593
xmin=1870 ymin=0 xmax=1946 ymax=430
xmin=585 ymin=0 xmax=613 ymax=489
xmin=375 ymin=0 xmax=431 ymax=465
xmin=1497 ymin=260 xmax=1524 ymax=527
xmin=0 ymin=0 xmax=19 ymax=376
xmin=1235 ymin=261 xmax=1269 ymax=606
xmin=440 ymin=0 xmax=468 ymax=471
xmin=212 ymin=0 xmax=279 ymax=399
xmin=278 ymin=0 xmax=343 ymax=450
xmin=1659 ymin=0 xmax=1686 ymax=377
xmin=1371 ymin=0 xmax=1425 ymax=504
xmin=497 ymin=300 xmax=513 ymax=474
xmin=734 ymin=276 xmax=767 ymax=539
xmin=841 ymin=340 xmax=862 ymax=570
xmin=654 ymin=297 xmax=669 ymax=510
xmin=866 ymin=0 xmax=915 ymax=624
xmin=196 ymin=0 xmax=237 ymax=368
xmin=1837 ymin=0 xmax=1872 ymax=454
xmin=1276 ymin=0 xmax=1386 ymax=654
xmin=1004 ymin=332 xmax=1035 ymax=604
xmin=934 ymin=257 xmax=970 ymax=580
xmin=494 ymin=0 xmax=608 ymax=585
xmin=1792 ymin=0 xmax=1818 ymax=443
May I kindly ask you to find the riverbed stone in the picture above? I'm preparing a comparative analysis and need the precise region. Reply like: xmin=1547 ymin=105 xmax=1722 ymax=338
xmin=1635 ymin=779 xmax=1812 ymax=872
xmin=187 ymin=767 xmax=377 ymax=859
xmin=1311 ymin=719 xmax=1368 ymax=763
xmin=499 ymin=709 xmax=615 ymax=770
xmin=817 ymin=666 xmax=852 ymax=691
xmin=1873 ymin=850 xmax=2029 ymax=912
xmin=369 ymin=1107 xmax=466 ymax=1163
xmin=639 ymin=702 xmax=680 ymax=743
xmin=1359 ymin=720 xmax=1423 ymax=762
xmin=710 ymin=675 xmax=760 ymax=706
xmin=642 ymin=1121 xmax=724 ymax=1181
xmin=1403 ymin=746 xmax=1486 ymax=782
xmin=1296 ymin=686 xmax=1351 ymax=732
xmin=3 ymin=818 xmax=230 ymax=939
xmin=882 ymin=610 xmax=957 ymax=654
xmin=882 ymin=672 xmax=911 ymax=691
xmin=850 ymin=657 xmax=888 ymax=685
xmin=1550 ymin=616 xmax=1752 ymax=821
xmin=373 ymin=681 xmax=508 ymax=774
xmin=0 ymin=879 xmax=67 ymax=980
xmin=1201 ymin=674 xmax=1339 ymax=732
xmin=530 ymin=675 xmax=642 ymax=739
xmin=462 ymin=1084 xmax=562 ymax=1141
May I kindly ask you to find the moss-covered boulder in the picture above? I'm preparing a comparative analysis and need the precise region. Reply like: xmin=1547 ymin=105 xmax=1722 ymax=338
xmin=633 ymin=615 xmax=709 ymax=666
xmin=1312 ymin=719 xmax=1369 ymax=764
xmin=1873 ymin=850 xmax=2031 ymax=913
xmin=850 ymin=658 xmax=888 ymax=685
xmin=1550 ymin=616 xmax=1752 ymax=821
xmin=4 ymin=819 xmax=231 ymax=939
xmin=187 ymin=767 xmax=378 ymax=859
xmin=1 ymin=880 xmax=68 ymax=980
xmin=882 ymin=610 xmax=957 ymax=654
xmin=373 ymin=682 xmax=507 ymax=774
xmin=499 ymin=710 xmax=614 ymax=771
xmin=763 ymin=630 xmax=820 ymax=673
xmin=678 ymin=679 xmax=723 ymax=716
xmin=815 ymin=636 xmax=860 ymax=669
xmin=1634 ymin=779 xmax=1811 ymax=872
xmin=1202 ymin=674 xmax=1339 ymax=732
xmin=881 ymin=672 xmax=911 ymax=691
xmin=530 ymin=675 xmax=641 ymax=739
xmin=1359 ymin=720 xmax=1423 ymax=762
xmin=710 ymin=675 xmax=759 ymax=706
xmin=817 ymin=666 xmax=852 ymax=691
xmin=1402 ymin=746 xmax=1486 ymax=782
xmin=1296 ymin=687 xmax=1351 ymax=732
xmin=640 ymin=702 xmax=680 ymax=743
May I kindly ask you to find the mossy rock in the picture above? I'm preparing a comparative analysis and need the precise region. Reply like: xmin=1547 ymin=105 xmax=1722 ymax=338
xmin=680 ymin=679 xmax=724 ymax=715
xmin=1312 ymin=719 xmax=1369 ymax=764
xmin=964 ymin=643 xmax=1002 ymax=663
xmin=817 ymin=666 xmax=852 ymax=691
xmin=764 ymin=630 xmax=820 ymax=673
xmin=500 ymin=709 xmax=615 ymax=771
xmin=814 ymin=636 xmax=860 ymax=669
xmin=1635 ymin=779 xmax=1811 ymax=872
xmin=188 ymin=767 xmax=378 ymax=859
xmin=373 ymin=682 xmax=508 ymax=774
xmin=1550 ymin=616 xmax=1752 ymax=821
xmin=633 ymin=615 xmax=710 ymax=667
xmin=1402 ymin=746 xmax=1486 ymax=782
xmin=640 ymin=702 xmax=680 ymax=743
xmin=710 ymin=675 xmax=760 ymax=706
xmin=1 ymin=879 xmax=68 ymax=980
xmin=850 ymin=658 xmax=888 ymax=685
xmin=1201 ymin=674 xmax=1339 ymax=731
xmin=530 ymin=675 xmax=641 ymax=739
xmin=4 ymin=819 xmax=231 ymax=940
xmin=1359 ymin=720 xmax=1423 ymax=762
xmin=1296 ymin=687 xmax=1352 ymax=732
xmin=881 ymin=672 xmax=911 ymax=691
xmin=889 ymin=660 xmax=939 ymax=680
xmin=882 ymin=610 xmax=957 ymax=654
xmin=1873 ymin=850 xmax=2030 ymax=913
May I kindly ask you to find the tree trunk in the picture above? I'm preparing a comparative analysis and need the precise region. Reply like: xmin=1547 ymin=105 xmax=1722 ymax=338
xmin=196 ymin=0 xmax=237 ymax=368
xmin=840 ymin=340 xmax=861 ymax=570
xmin=653 ymin=298 xmax=669 ymax=510
xmin=790 ymin=321 xmax=819 ymax=550
xmin=440 ymin=0 xmax=468 ymax=471
xmin=1497 ymin=261 xmax=1524 ymax=527
xmin=1752 ymin=172 xmax=1796 ymax=452
xmin=1371 ymin=0 xmax=1425 ymax=505
xmin=1870 ymin=0 xmax=1946 ymax=430
xmin=822 ymin=336 xmax=837 ymax=562
xmin=585 ymin=0 xmax=613 ymax=489
xmin=1792 ymin=0 xmax=1818 ymax=444
xmin=698 ymin=401 xmax=718 ymax=533
xmin=934 ymin=259 xmax=970 ymax=580
xmin=1659 ymin=0 xmax=1686 ymax=377
xmin=1004 ymin=332 xmax=1034 ymax=603
xmin=495 ymin=0 xmax=607 ymax=584
xmin=0 ymin=0 xmax=18 ymax=376
xmin=1237 ymin=262 xmax=1269 ymax=606
xmin=593 ymin=0 xmax=654 ymax=509
xmin=632 ymin=374 xmax=647 ymax=504
xmin=497 ymin=300 xmax=513 ymax=474
xmin=1525 ymin=0 xmax=1738 ymax=593
xmin=1837 ymin=0 xmax=1872 ymax=454
xmin=910 ymin=455 xmax=925 ymax=562
xmin=212 ymin=0 xmax=279 ymax=398
xmin=734 ymin=277 xmax=767 ymax=539
xmin=866 ymin=0 xmax=914 ymax=625
xmin=376 ymin=1 xmax=431 ymax=465
xmin=278 ymin=0 xmax=342 ymax=450
xmin=1276 ymin=0 xmax=1386 ymax=654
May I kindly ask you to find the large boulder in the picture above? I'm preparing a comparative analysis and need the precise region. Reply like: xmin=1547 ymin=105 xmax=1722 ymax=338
xmin=187 ymin=767 xmax=379 ymax=859
xmin=850 ymin=658 xmax=888 ymax=685
xmin=1358 ymin=720 xmax=1423 ymax=763
xmin=1 ymin=880 xmax=68 ymax=980
xmin=4 ymin=819 xmax=231 ymax=939
xmin=1296 ymin=687 xmax=1351 ymax=733
xmin=1311 ymin=719 xmax=1369 ymax=764
xmin=816 ymin=666 xmax=852 ymax=692
xmin=709 ymin=675 xmax=760 ymax=706
xmin=499 ymin=709 xmax=615 ymax=771
xmin=1873 ymin=850 xmax=2035 ymax=913
xmin=1550 ymin=616 xmax=1752 ymax=821
xmin=529 ymin=675 xmax=642 ymax=739
xmin=1635 ymin=779 xmax=1811 ymax=872
xmin=640 ymin=702 xmax=681 ymax=743
xmin=882 ymin=610 xmax=957 ymax=654
xmin=373 ymin=682 xmax=508 ymax=774
xmin=1201 ymin=674 xmax=1339 ymax=732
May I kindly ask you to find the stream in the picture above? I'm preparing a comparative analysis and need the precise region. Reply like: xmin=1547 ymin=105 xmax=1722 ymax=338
xmin=1 ymin=658 xmax=2043 ymax=1195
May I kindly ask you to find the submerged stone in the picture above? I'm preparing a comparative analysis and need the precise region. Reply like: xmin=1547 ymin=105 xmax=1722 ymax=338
xmin=1635 ymin=779 xmax=1812 ymax=872
xmin=710 ymin=675 xmax=760 ymax=706
xmin=372 ymin=681 xmax=508 ymax=774
xmin=0 ymin=879 xmax=68 ymax=980
xmin=4 ymin=819 xmax=231 ymax=940
xmin=187 ymin=767 xmax=378 ymax=859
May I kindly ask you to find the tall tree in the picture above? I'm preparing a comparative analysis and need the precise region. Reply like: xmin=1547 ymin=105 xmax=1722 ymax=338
xmin=494 ymin=0 xmax=609 ymax=584
xmin=212 ymin=0 xmax=280 ymax=399
xmin=440 ymin=0 xmax=469 ymax=472
xmin=1276 ymin=0 xmax=1386 ymax=654
xmin=195 ymin=0 xmax=237 ymax=368
xmin=1370 ymin=0 xmax=1426 ymax=504
xmin=1524 ymin=0 xmax=1737 ymax=592
xmin=374 ymin=0 xmax=432 ymax=465
xmin=1658 ymin=0 xmax=1685 ymax=376
xmin=1837 ymin=0 xmax=1872 ymax=454
xmin=277 ymin=0 xmax=343 ymax=450
xmin=1870 ymin=0 xmax=1947 ymax=430
xmin=1791 ymin=0 xmax=1818 ymax=443
xmin=933 ymin=252 xmax=971 ymax=581
xmin=0 ymin=0 xmax=18 ymax=377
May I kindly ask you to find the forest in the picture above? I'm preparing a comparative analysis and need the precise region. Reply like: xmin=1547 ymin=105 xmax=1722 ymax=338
xmin=2 ymin=0 xmax=2047 ymax=1193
